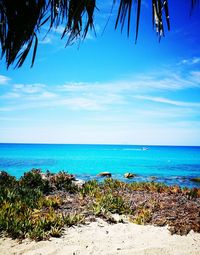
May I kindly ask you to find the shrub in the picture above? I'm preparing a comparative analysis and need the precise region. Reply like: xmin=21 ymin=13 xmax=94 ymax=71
xmin=103 ymin=178 xmax=127 ymax=191
xmin=38 ymin=195 xmax=63 ymax=209
xmin=132 ymin=209 xmax=152 ymax=225
xmin=49 ymin=171 xmax=77 ymax=193
xmin=19 ymin=169 xmax=51 ymax=194
xmin=80 ymin=180 xmax=100 ymax=197
xmin=63 ymin=213 xmax=85 ymax=227
xmin=0 ymin=170 xmax=85 ymax=241
xmin=92 ymin=192 xmax=131 ymax=216
xmin=0 ymin=171 xmax=16 ymax=188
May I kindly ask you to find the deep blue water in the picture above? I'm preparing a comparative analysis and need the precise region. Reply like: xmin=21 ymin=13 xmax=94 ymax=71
xmin=0 ymin=143 xmax=200 ymax=188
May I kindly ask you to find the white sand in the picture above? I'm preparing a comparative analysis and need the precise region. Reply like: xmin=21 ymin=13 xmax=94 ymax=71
xmin=0 ymin=219 xmax=200 ymax=255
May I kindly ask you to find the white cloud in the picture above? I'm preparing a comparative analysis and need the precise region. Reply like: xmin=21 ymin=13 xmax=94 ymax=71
xmin=57 ymin=82 xmax=91 ymax=92
xmin=1 ymin=67 xmax=200 ymax=114
xmin=0 ymin=75 xmax=10 ymax=85
xmin=57 ymin=70 xmax=199 ymax=94
xmin=61 ymin=98 xmax=102 ymax=110
xmin=25 ymin=92 xmax=58 ymax=101
xmin=134 ymin=95 xmax=200 ymax=107
xmin=128 ymin=72 xmax=197 ymax=91
xmin=39 ymin=92 xmax=57 ymax=99
xmin=190 ymin=71 xmax=200 ymax=83
xmin=134 ymin=108 xmax=193 ymax=119
xmin=13 ymin=83 xmax=46 ymax=93
xmin=0 ymin=97 xmax=102 ymax=112
xmin=179 ymin=57 xmax=200 ymax=65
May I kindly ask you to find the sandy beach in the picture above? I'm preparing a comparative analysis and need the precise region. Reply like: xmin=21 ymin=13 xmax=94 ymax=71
xmin=0 ymin=218 xmax=200 ymax=255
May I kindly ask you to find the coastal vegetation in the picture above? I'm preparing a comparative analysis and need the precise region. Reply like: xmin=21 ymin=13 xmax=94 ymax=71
xmin=0 ymin=169 xmax=200 ymax=241
xmin=0 ymin=170 xmax=83 ymax=240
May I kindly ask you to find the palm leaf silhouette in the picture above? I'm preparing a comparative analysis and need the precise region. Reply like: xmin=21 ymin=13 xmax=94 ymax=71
xmin=0 ymin=0 xmax=198 ymax=68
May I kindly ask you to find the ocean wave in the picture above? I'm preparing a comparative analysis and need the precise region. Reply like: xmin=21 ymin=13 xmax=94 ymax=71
xmin=122 ymin=148 xmax=149 ymax=151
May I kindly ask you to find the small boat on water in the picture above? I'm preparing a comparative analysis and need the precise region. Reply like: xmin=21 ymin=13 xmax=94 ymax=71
xmin=142 ymin=147 xmax=149 ymax=151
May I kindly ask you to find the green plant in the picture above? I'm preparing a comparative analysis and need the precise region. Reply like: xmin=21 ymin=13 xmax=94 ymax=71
xmin=17 ymin=186 xmax=43 ymax=208
xmin=129 ymin=181 xmax=167 ymax=192
xmin=187 ymin=188 xmax=200 ymax=198
xmin=49 ymin=226 xmax=63 ymax=237
xmin=0 ymin=170 xmax=87 ymax=241
xmin=49 ymin=171 xmax=77 ymax=193
xmin=38 ymin=195 xmax=63 ymax=209
xmin=1 ymin=170 xmax=200 ymax=241
xmin=63 ymin=213 xmax=85 ymax=227
xmin=80 ymin=180 xmax=100 ymax=197
xmin=19 ymin=169 xmax=51 ymax=194
xmin=0 ymin=171 xmax=16 ymax=188
xmin=132 ymin=209 xmax=152 ymax=225
xmin=103 ymin=178 xmax=127 ymax=192
xmin=92 ymin=192 xmax=131 ymax=216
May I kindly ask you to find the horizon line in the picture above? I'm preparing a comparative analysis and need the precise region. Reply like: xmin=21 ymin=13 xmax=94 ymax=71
xmin=0 ymin=142 xmax=200 ymax=147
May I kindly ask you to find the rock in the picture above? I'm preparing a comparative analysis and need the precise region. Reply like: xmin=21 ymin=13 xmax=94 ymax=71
xmin=72 ymin=179 xmax=85 ymax=188
xmin=149 ymin=176 xmax=157 ymax=181
xmin=41 ymin=173 xmax=47 ymax=180
xmin=191 ymin=177 xmax=200 ymax=183
xmin=124 ymin=173 xmax=136 ymax=179
xmin=97 ymin=172 xmax=112 ymax=177
xmin=111 ymin=213 xmax=127 ymax=223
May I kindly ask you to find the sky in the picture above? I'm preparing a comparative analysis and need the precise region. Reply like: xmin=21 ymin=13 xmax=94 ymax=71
xmin=0 ymin=0 xmax=200 ymax=146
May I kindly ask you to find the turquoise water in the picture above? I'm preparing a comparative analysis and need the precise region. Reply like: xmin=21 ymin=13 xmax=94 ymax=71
xmin=0 ymin=143 xmax=200 ymax=187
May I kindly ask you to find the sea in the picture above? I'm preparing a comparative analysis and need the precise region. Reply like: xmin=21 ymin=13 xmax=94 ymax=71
xmin=0 ymin=143 xmax=200 ymax=188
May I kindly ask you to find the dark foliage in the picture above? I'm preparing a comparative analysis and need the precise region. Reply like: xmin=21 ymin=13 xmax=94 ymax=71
xmin=0 ymin=1 xmax=198 ymax=68
xmin=19 ymin=169 xmax=51 ymax=194
xmin=0 ymin=171 xmax=16 ymax=187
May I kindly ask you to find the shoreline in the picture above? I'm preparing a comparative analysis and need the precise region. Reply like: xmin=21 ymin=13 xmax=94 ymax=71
xmin=1 ymin=218 xmax=200 ymax=255
xmin=2 ymin=168 xmax=200 ymax=189
xmin=0 ymin=169 xmax=200 ymax=248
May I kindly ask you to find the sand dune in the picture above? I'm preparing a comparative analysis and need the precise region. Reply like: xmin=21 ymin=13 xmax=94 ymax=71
xmin=0 ymin=219 xmax=200 ymax=255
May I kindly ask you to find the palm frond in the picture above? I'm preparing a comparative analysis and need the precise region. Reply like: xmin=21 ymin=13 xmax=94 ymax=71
xmin=114 ymin=0 xmax=171 ymax=42
xmin=190 ymin=0 xmax=199 ymax=15
xmin=0 ymin=0 xmax=96 ymax=68
xmin=0 ymin=0 xmax=198 ymax=68
xmin=191 ymin=0 xmax=199 ymax=8
xmin=0 ymin=0 xmax=46 ymax=68
xmin=135 ymin=0 xmax=141 ymax=43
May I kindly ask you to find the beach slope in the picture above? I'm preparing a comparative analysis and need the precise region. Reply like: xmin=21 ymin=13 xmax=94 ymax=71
xmin=0 ymin=219 xmax=200 ymax=255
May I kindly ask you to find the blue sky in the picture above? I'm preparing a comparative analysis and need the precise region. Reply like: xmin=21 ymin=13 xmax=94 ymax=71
xmin=0 ymin=0 xmax=200 ymax=145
